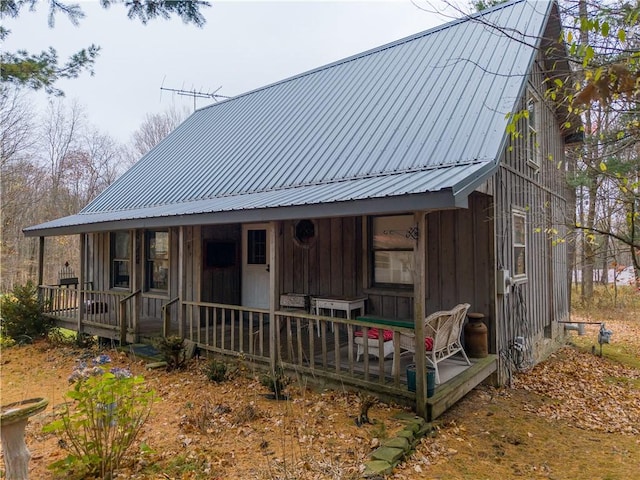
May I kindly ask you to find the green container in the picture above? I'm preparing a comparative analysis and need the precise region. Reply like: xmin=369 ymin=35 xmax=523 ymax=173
xmin=406 ymin=364 xmax=435 ymax=397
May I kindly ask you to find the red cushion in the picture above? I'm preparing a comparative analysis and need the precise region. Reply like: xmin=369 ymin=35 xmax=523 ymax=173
xmin=354 ymin=328 xmax=393 ymax=341
xmin=425 ymin=337 xmax=434 ymax=351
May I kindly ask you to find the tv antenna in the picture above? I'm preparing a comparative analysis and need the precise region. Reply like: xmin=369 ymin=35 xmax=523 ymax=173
xmin=160 ymin=83 xmax=230 ymax=111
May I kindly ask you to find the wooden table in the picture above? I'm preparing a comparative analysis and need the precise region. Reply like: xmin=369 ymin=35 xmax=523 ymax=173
xmin=311 ymin=296 xmax=366 ymax=336
xmin=312 ymin=296 xmax=367 ymax=319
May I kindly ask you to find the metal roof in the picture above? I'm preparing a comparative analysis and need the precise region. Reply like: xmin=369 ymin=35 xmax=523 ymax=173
xmin=25 ymin=0 xmax=557 ymax=237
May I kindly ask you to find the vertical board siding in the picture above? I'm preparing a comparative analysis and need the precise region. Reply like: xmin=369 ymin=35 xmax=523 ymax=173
xmin=279 ymin=217 xmax=359 ymax=298
xmin=494 ymin=59 xmax=571 ymax=384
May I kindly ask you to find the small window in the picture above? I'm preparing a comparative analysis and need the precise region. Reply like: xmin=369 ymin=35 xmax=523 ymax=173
xmin=512 ymin=209 xmax=527 ymax=282
xmin=111 ymin=231 xmax=130 ymax=289
xmin=526 ymin=91 xmax=541 ymax=170
xmin=146 ymin=231 xmax=169 ymax=291
xmin=371 ymin=215 xmax=415 ymax=287
xmin=247 ymin=229 xmax=267 ymax=265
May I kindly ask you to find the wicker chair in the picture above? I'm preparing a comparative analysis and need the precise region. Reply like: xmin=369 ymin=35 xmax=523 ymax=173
xmin=398 ymin=303 xmax=471 ymax=384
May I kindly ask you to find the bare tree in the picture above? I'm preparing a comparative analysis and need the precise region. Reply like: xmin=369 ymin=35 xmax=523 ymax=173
xmin=129 ymin=106 xmax=189 ymax=160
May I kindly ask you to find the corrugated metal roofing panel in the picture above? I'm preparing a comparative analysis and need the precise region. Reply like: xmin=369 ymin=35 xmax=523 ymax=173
xmin=25 ymin=0 xmax=555 ymax=236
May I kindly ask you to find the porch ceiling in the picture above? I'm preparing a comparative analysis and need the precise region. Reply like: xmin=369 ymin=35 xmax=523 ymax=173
xmin=23 ymin=161 xmax=495 ymax=237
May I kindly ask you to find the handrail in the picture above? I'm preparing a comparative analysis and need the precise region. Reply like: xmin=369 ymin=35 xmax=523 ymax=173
xmin=162 ymin=296 xmax=180 ymax=311
xmin=162 ymin=296 xmax=180 ymax=338
xmin=119 ymin=289 xmax=141 ymax=304
xmin=119 ymin=290 xmax=141 ymax=344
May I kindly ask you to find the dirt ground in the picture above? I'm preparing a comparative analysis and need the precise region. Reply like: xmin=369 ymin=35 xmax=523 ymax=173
xmin=1 ymin=314 xmax=639 ymax=480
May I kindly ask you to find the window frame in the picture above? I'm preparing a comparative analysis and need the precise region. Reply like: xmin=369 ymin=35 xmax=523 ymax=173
xmin=369 ymin=215 xmax=415 ymax=289
xmin=512 ymin=208 xmax=528 ymax=283
xmin=145 ymin=230 xmax=169 ymax=292
xmin=110 ymin=231 xmax=131 ymax=289
xmin=526 ymin=89 xmax=542 ymax=171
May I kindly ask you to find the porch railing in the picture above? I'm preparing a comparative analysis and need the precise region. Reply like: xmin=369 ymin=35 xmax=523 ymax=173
xmin=182 ymin=301 xmax=271 ymax=363
xmin=275 ymin=310 xmax=415 ymax=397
xmin=181 ymin=300 xmax=415 ymax=397
xmin=41 ymin=285 xmax=129 ymax=335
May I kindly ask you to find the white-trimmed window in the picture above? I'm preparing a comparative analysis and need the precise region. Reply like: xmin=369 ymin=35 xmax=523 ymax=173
xmin=526 ymin=90 xmax=541 ymax=170
xmin=371 ymin=215 xmax=414 ymax=287
xmin=512 ymin=208 xmax=527 ymax=282
xmin=110 ymin=231 xmax=130 ymax=289
xmin=146 ymin=230 xmax=169 ymax=291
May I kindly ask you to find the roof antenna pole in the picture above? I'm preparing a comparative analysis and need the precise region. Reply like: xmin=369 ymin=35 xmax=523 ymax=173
xmin=159 ymin=85 xmax=229 ymax=111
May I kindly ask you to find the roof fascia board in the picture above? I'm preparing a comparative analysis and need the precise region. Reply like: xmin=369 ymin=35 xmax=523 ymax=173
xmin=24 ymin=190 xmax=460 ymax=238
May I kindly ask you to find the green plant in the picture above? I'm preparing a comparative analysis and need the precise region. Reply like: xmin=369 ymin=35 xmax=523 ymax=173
xmin=154 ymin=335 xmax=187 ymax=370
xmin=43 ymin=358 xmax=155 ymax=479
xmin=261 ymin=365 xmax=290 ymax=400
xmin=0 ymin=281 xmax=53 ymax=341
xmin=0 ymin=334 xmax=16 ymax=348
xmin=206 ymin=358 xmax=228 ymax=383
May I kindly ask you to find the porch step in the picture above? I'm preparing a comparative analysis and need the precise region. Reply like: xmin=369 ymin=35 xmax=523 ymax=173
xmin=122 ymin=343 xmax=164 ymax=362
xmin=426 ymin=354 xmax=497 ymax=421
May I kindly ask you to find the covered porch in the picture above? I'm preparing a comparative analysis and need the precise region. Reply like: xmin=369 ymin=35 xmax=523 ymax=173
xmin=40 ymin=283 xmax=497 ymax=420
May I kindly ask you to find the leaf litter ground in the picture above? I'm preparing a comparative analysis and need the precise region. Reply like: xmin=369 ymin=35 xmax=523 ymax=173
xmin=1 ymin=314 xmax=638 ymax=479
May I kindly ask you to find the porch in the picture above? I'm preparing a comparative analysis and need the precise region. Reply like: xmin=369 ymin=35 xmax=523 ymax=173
xmin=41 ymin=286 xmax=496 ymax=420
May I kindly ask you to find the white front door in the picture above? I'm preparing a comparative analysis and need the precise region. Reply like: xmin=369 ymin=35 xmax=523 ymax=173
xmin=242 ymin=224 xmax=270 ymax=309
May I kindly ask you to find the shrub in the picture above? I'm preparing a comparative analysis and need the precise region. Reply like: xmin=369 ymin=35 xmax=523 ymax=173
xmin=206 ymin=358 xmax=228 ymax=383
xmin=43 ymin=356 xmax=155 ymax=479
xmin=261 ymin=365 xmax=290 ymax=399
xmin=154 ymin=335 xmax=187 ymax=370
xmin=0 ymin=281 xmax=52 ymax=341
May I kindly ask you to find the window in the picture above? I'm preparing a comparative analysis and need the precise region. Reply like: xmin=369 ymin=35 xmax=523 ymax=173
xmin=146 ymin=231 xmax=169 ymax=291
xmin=247 ymin=229 xmax=267 ymax=265
xmin=371 ymin=215 xmax=414 ymax=287
xmin=111 ymin=231 xmax=130 ymax=288
xmin=512 ymin=209 xmax=527 ymax=281
xmin=294 ymin=219 xmax=316 ymax=247
xmin=526 ymin=91 xmax=541 ymax=170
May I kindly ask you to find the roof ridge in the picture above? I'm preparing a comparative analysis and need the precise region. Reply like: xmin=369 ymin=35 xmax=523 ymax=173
xmin=197 ymin=0 xmax=535 ymax=114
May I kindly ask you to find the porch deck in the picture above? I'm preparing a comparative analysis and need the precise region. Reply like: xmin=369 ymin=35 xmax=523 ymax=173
xmin=41 ymin=287 xmax=496 ymax=420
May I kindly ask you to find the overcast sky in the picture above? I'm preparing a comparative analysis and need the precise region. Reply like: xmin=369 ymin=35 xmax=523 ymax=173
xmin=4 ymin=0 xmax=466 ymax=143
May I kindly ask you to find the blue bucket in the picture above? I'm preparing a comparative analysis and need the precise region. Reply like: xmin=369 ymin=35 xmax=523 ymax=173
xmin=406 ymin=364 xmax=435 ymax=397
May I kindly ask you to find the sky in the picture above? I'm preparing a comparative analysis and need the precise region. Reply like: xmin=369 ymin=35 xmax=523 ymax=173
xmin=3 ymin=0 xmax=466 ymax=143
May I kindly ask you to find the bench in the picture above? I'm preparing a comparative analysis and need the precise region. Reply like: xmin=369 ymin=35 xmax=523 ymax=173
xmin=353 ymin=315 xmax=413 ymax=362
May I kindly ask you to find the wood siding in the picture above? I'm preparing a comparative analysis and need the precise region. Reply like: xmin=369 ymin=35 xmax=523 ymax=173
xmin=493 ymin=58 xmax=571 ymax=384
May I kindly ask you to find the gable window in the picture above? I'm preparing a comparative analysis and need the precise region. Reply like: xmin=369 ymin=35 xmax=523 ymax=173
xmin=146 ymin=231 xmax=169 ymax=291
xmin=512 ymin=208 xmax=527 ymax=282
xmin=111 ymin=231 xmax=130 ymax=289
xmin=526 ymin=90 xmax=541 ymax=170
xmin=371 ymin=215 xmax=414 ymax=287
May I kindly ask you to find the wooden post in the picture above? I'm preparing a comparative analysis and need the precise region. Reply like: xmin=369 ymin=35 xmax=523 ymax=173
xmin=413 ymin=212 xmax=427 ymax=418
xmin=37 ymin=237 xmax=44 ymax=287
xmin=78 ymin=234 xmax=86 ymax=334
xmin=269 ymin=222 xmax=280 ymax=372
xmin=130 ymin=229 xmax=138 ymax=341
xmin=178 ymin=226 xmax=185 ymax=334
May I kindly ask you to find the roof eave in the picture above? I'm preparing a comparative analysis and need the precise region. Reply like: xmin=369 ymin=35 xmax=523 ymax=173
xmin=23 ymin=189 xmax=467 ymax=238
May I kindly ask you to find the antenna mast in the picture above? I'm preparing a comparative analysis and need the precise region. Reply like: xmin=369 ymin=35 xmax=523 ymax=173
xmin=160 ymin=85 xmax=229 ymax=110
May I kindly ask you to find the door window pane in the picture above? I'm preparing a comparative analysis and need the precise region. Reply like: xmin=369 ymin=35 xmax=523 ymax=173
xmin=247 ymin=229 xmax=267 ymax=265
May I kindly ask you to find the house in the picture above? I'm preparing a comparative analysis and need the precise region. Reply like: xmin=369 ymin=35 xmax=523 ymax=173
xmin=24 ymin=0 xmax=580 ymax=419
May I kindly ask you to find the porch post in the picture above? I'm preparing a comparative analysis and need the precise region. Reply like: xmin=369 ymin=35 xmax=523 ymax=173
xmin=78 ymin=233 xmax=86 ymax=334
xmin=130 ymin=229 xmax=138 ymax=338
xmin=178 ymin=226 xmax=185 ymax=331
xmin=413 ymin=211 xmax=427 ymax=418
xmin=37 ymin=237 xmax=44 ymax=287
xmin=268 ymin=221 xmax=280 ymax=372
